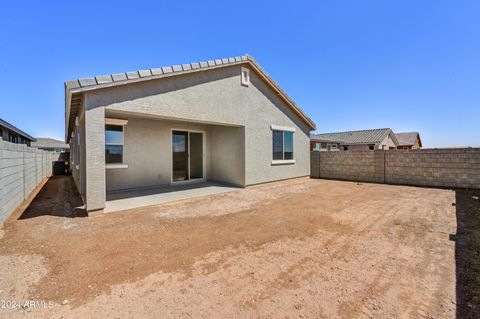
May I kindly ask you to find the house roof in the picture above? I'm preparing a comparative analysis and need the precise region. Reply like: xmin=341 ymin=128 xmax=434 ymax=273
xmin=309 ymin=136 xmax=341 ymax=143
xmin=0 ymin=118 xmax=36 ymax=141
xmin=311 ymin=128 xmax=399 ymax=145
xmin=395 ymin=132 xmax=422 ymax=147
xmin=65 ymin=55 xmax=316 ymax=141
xmin=31 ymin=137 xmax=70 ymax=149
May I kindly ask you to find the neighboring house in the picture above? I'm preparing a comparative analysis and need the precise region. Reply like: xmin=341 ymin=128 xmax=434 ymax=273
xmin=65 ymin=55 xmax=316 ymax=213
xmin=311 ymin=128 xmax=399 ymax=151
xmin=310 ymin=137 xmax=341 ymax=152
xmin=0 ymin=118 xmax=36 ymax=146
xmin=31 ymin=137 xmax=70 ymax=152
xmin=395 ymin=132 xmax=422 ymax=149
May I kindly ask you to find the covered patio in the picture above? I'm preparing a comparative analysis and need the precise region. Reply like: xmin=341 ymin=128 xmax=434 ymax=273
xmin=105 ymin=181 xmax=239 ymax=213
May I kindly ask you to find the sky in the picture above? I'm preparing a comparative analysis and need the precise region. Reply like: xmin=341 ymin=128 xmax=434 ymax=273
xmin=0 ymin=0 xmax=479 ymax=148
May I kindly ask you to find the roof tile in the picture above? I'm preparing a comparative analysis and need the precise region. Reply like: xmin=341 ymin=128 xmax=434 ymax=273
xmin=111 ymin=73 xmax=128 ymax=81
xmin=138 ymin=69 xmax=152 ymax=77
xmin=65 ymin=80 xmax=81 ymax=89
xmin=126 ymin=71 xmax=140 ymax=79
xmin=162 ymin=66 xmax=173 ymax=73
xmin=150 ymin=68 xmax=163 ymax=76
xmin=78 ymin=77 xmax=97 ymax=87
xmin=95 ymin=75 xmax=113 ymax=84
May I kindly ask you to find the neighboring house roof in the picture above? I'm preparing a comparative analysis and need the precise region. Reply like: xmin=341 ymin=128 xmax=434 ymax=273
xmin=0 ymin=118 xmax=36 ymax=141
xmin=309 ymin=135 xmax=342 ymax=143
xmin=31 ymin=138 xmax=70 ymax=150
xmin=311 ymin=128 xmax=399 ymax=145
xmin=64 ymin=54 xmax=316 ymax=141
xmin=395 ymin=132 xmax=422 ymax=147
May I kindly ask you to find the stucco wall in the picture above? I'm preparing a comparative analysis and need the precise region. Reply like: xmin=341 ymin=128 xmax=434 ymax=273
xmin=84 ymin=64 xmax=311 ymax=190
xmin=0 ymin=141 xmax=57 ymax=226
xmin=103 ymin=116 xmax=245 ymax=191
xmin=208 ymin=125 xmax=245 ymax=186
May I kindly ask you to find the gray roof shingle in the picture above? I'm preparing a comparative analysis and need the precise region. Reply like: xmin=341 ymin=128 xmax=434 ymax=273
xmin=311 ymin=128 xmax=396 ymax=145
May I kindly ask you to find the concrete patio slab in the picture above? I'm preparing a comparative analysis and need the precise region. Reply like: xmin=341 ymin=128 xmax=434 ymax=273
xmin=104 ymin=182 xmax=240 ymax=213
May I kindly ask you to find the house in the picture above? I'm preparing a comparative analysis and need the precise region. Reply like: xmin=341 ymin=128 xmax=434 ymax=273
xmin=395 ymin=132 xmax=422 ymax=149
xmin=0 ymin=118 xmax=36 ymax=146
xmin=311 ymin=128 xmax=399 ymax=151
xmin=31 ymin=137 xmax=70 ymax=153
xmin=65 ymin=55 xmax=316 ymax=213
xmin=310 ymin=137 xmax=341 ymax=151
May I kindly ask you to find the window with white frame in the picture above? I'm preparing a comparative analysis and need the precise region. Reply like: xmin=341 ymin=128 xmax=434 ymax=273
xmin=272 ymin=130 xmax=294 ymax=160
xmin=105 ymin=124 xmax=124 ymax=164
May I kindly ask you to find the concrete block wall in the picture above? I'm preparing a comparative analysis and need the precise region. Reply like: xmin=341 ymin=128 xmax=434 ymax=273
xmin=311 ymin=151 xmax=377 ymax=182
xmin=384 ymin=148 xmax=480 ymax=188
xmin=311 ymin=148 xmax=480 ymax=189
xmin=0 ymin=140 xmax=57 ymax=226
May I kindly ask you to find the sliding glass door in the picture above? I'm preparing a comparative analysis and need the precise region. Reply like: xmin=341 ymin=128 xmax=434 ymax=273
xmin=172 ymin=130 xmax=204 ymax=182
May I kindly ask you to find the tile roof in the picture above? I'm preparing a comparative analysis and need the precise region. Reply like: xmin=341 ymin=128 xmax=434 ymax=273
xmin=311 ymin=128 xmax=397 ymax=145
xmin=395 ymin=132 xmax=421 ymax=147
xmin=31 ymin=138 xmax=70 ymax=149
xmin=65 ymin=56 xmax=249 ymax=90
xmin=0 ymin=118 xmax=36 ymax=141
xmin=65 ymin=55 xmax=316 ymax=141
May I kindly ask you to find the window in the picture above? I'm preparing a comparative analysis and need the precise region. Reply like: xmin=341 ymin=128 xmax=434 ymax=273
xmin=331 ymin=144 xmax=337 ymax=149
xmin=105 ymin=124 xmax=124 ymax=164
xmin=272 ymin=130 xmax=294 ymax=161
xmin=241 ymin=67 xmax=250 ymax=86
xmin=343 ymin=146 xmax=349 ymax=151
xmin=313 ymin=143 xmax=321 ymax=151
xmin=369 ymin=145 xmax=375 ymax=150
xmin=9 ymin=133 xmax=18 ymax=143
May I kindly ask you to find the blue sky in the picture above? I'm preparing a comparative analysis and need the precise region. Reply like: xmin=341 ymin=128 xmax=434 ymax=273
xmin=0 ymin=1 xmax=478 ymax=147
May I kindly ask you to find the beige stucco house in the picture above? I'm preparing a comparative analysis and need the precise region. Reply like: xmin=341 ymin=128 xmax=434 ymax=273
xmin=65 ymin=55 xmax=316 ymax=213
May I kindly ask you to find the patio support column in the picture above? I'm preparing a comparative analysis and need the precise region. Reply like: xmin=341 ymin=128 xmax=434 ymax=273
xmin=85 ymin=106 xmax=106 ymax=212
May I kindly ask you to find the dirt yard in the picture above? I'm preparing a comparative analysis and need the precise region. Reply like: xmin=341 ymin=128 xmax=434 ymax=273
xmin=0 ymin=176 xmax=479 ymax=318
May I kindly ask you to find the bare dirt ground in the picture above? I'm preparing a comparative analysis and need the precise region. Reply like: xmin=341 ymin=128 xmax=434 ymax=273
xmin=0 ymin=176 xmax=479 ymax=318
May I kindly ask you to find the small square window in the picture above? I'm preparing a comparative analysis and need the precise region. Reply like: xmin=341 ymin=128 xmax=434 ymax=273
xmin=241 ymin=67 xmax=250 ymax=86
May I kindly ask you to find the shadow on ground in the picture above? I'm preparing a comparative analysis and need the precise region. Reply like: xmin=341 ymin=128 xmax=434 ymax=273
xmin=18 ymin=176 xmax=87 ymax=219
xmin=454 ymin=189 xmax=480 ymax=318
